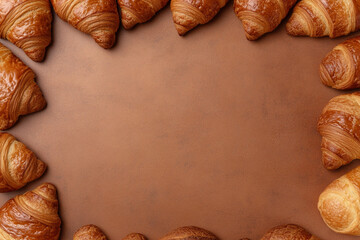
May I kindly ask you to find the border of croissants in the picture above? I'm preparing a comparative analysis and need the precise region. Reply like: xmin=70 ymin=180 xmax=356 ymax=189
xmin=0 ymin=0 xmax=360 ymax=239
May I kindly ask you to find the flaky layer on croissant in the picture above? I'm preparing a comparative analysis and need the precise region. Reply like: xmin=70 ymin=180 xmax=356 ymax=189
xmin=122 ymin=233 xmax=147 ymax=240
xmin=160 ymin=226 xmax=218 ymax=240
xmin=286 ymin=0 xmax=360 ymax=38
xmin=261 ymin=224 xmax=320 ymax=239
xmin=119 ymin=0 xmax=169 ymax=29
xmin=317 ymin=92 xmax=360 ymax=169
xmin=320 ymin=36 xmax=360 ymax=90
xmin=0 ymin=43 xmax=46 ymax=130
xmin=234 ymin=0 xmax=297 ymax=40
xmin=0 ymin=133 xmax=46 ymax=192
xmin=318 ymin=166 xmax=360 ymax=235
xmin=51 ymin=0 xmax=120 ymax=49
xmin=0 ymin=0 xmax=52 ymax=62
xmin=0 ymin=183 xmax=61 ymax=240
xmin=170 ymin=0 xmax=227 ymax=35
xmin=74 ymin=225 xmax=107 ymax=240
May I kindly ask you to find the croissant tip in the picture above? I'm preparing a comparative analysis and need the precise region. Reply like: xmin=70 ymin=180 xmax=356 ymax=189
xmin=174 ymin=23 xmax=189 ymax=36
xmin=92 ymin=31 xmax=116 ymax=49
xmin=34 ymin=182 xmax=58 ymax=199
xmin=74 ymin=224 xmax=107 ymax=240
xmin=123 ymin=233 xmax=147 ymax=240
xmin=25 ymin=49 xmax=46 ymax=62
xmin=319 ymin=62 xmax=335 ymax=88
xmin=286 ymin=14 xmax=307 ymax=37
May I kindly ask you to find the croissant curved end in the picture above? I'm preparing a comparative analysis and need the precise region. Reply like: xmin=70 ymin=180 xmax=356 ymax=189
xmin=321 ymin=148 xmax=345 ymax=170
xmin=25 ymin=49 xmax=46 ymax=62
xmin=320 ymin=61 xmax=335 ymax=88
xmin=34 ymin=182 xmax=58 ymax=200
xmin=286 ymin=12 xmax=309 ymax=36
xmin=74 ymin=224 xmax=107 ymax=240
xmin=91 ymin=31 xmax=116 ymax=49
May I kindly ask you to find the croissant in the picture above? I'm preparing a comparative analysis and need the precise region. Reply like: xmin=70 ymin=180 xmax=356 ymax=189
xmin=170 ymin=0 xmax=228 ymax=35
xmin=317 ymin=92 xmax=360 ymax=170
xmin=286 ymin=0 xmax=360 ymax=38
xmin=122 ymin=233 xmax=147 ymax=240
xmin=118 ymin=0 xmax=169 ymax=29
xmin=0 ymin=43 xmax=46 ymax=130
xmin=318 ymin=166 xmax=360 ymax=235
xmin=0 ymin=0 xmax=52 ymax=62
xmin=160 ymin=226 xmax=218 ymax=240
xmin=74 ymin=225 xmax=107 ymax=240
xmin=320 ymin=36 xmax=360 ymax=90
xmin=0 ymin=183 xmax=61 ymax=239
xmin=50 ymin=0 xmax=120 ymax=49
xmin=233 ymin=0 xmax=297 ymax=40
xmin=261 ymin=224 xmax=320 ymax=239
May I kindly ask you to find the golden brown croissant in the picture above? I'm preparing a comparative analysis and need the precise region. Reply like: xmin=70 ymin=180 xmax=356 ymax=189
xmin=320 ymin=36 xmax=360 ymax=90
xmin=0 ymin=133 xmax=46 ymax=192
xmin=118 ymin=0 xmax=169 ymax=29
xmin=0 ymin=0 xmax=52 ymax=62
xmin=51 ymin=0 xmax=120 ymax=49
xmin=318 ymin=166 xmax=360 ymax=235
xmin=160 ymin=226 xmax=218 ymax=240
xmin=234 ymin=0 xmax=297 ymax=40
xmin=261 ymin=224 xmax=320 ymax=240
xmin=74 ymin=225 xmax=107 ymax=240
xmin=122 ymin=233 xmax=147 ymax=240
xmin=317 ymin=92 xmax=360 ymax=170
xmin=286 ymin=0 xmax=360 ymax=38
xmin=170 ymin=0 xmax=228 ymax=35
xmin=0 ymin=43 xmax=46 ymax=130
xmin=0 ymin=183 xmax=61 ymax=240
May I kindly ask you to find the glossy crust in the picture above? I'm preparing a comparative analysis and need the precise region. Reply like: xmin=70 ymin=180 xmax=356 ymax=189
xmin=317 ymin=92 xmax=360 ymax=170
xmin=0 ymin=183 xmax=61 ymax=240
xmin=74 ymin=225 xmax=107 ymax=240
xmin=170 ymin=0 xmax=228 ymax=35
xmin=0 ymin=133 xmax=46 ymax=192
xmin=51 ymin=0 xmax=120 ymax=49
xmin=234 ymin=0 xmax=297 ymax=40
xmin=122 ymin=233 xmax=147 ymax=240
xmin=160 ymin=226 xmax=218 ymax=240
xmin=0 ymin=0 xmax=52 ymax=62
xmin=118 ymin=0 xmax=169 ymax=29
xmin=320 ymin=36 xmax=360 ymax=90
xmin=318 ymin=166 xmax=360 ymax=235
xmin=261 ymin=224 xmax=320 ymax=239
xmin=0 ymin=43 xmax=46 ymax=130
xmin=286 ymin=0 xmax=360 ymax=38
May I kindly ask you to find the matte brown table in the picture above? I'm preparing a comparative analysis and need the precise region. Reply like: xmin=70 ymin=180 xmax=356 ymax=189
xmin=0 ymin=4 xmax=358 ymax=240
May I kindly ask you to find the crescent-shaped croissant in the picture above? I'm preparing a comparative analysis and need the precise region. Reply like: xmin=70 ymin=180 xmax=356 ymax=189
xmin=122 ymin=233 xmax=147 ymax=240
xmin=50 ymin=0 xmax=120 ymax=49
xmin=170 ymin=0 xmax=228 ymax=35
xmin=0 ymin=0 xmax=52 ymax=62
xmin=318 ymin=166 xmax=360 ymax=235
xmin=317 ymin=92 xmax=360 ymax=170
xmin=286 ymin=0 xmax=360 ymax=38
xmin=320 ymin=36 xmax=360 ymax=90
xmin=160 ymin=226 xmax=218 ymax=240
xmin=0 ymin=183 xmax=61 ymax=240
xmin=233 ymin=0 xmax=297 ymax=40
xmin=0 ymin=43 xmax=46 ymax=130
xmin=0 ymin=133 xmax=46 ymax=192
xmin=261 ymin=224 xmax=320 ymax=239
xmin=118 ymin=0 xmax=169 ymax=29
xmin=74 ymin=225 xmax=107 ymax=240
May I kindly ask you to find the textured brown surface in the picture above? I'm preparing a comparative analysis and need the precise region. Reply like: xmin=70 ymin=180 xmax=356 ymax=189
xmin=74 ymin=225 xmax=107 ymax=240
xmin=0 ymin=5 xmax=359 ymax=239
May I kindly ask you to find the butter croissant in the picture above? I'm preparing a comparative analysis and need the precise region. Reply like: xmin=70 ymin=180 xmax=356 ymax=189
xmin=261 ymin=224 xmax=320 ymax=239
xmin=51 ymin=0 xmax=120 ymax=49
xmin=74 ymin=225 xmax=107 ymax=240
xmin=0 ymin=43 xmax=46 ymax=130
xmin=0 ymin=183 xmax=61 ymax=240
xmin=0 ymin=0 xmax=52 ymax=62
xmin=0 ymin=133 xmax=46 ymax=192
xmin=286 ymin=0 xmax=360 ymax=38
xmin=160 ymin=226 xmax=218 ymax=240
xmin=234 ymin=0 xmax=297 ymax=40
xmin=170 ymin=0 xmax=227 ymax=35
xmin=317 ymin=92 xmax=360 ymax=169
xmin=318 ymin=166 xmax=360 ymax=235
xmin=320 ymin=36 xmax=360 ymax=90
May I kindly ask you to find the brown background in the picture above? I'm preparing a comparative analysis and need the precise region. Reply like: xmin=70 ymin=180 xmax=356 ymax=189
xmin=0 ymin=3 xmax=359 ymax=240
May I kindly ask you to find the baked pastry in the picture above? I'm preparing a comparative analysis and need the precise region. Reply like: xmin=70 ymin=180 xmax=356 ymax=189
xmin=318 ymin=166 xmax=360 ymax=235
xmin=234 ymin=0 xmax=297 ymax=40
xmin=122 ymin=233 xmax=147 ymax=240
xmin=320 ymin=36 xmax=360 ymax=90
xmin=0 ymin=183 xmax=61 ymax=239
xmin=74 ymin=225 xmax=107 ymax=240
xmin=118 ymin=0 xmax=169 ymax=29
xmin=170 ymin=0 xmax=227 ymax=35
xmin=0 ymin=133 xmax=46 ymax=192
xmin=0 ymin=43 xmax=46 ymax=130
xmin=261 ymin=224 xmax=319 ymax=239
xmin=0 ymin=0 xmax=52 ymax=62
xmin=50 ymin=0 xmax=120 ymax=49
xmin=317 ymin=92 xmax=360 ymax=170
xmin=286 ymin=0 xmax=360 ymax=38
xmin=160 ymin=226 xmax=218 ymax=240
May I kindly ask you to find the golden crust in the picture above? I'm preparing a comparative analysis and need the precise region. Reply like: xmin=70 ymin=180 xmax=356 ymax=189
xmin=160 ymin=226 xmax=218 ymax=240
xmin=122 ymin=233 xmax=147 ymax=240
xmin=74 ymin=225 xmax=107 ymax=240
xmin=261 ymin=224 xmax=320 ymax=239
